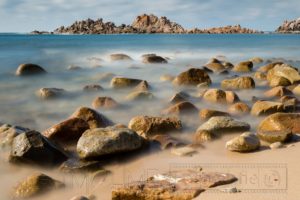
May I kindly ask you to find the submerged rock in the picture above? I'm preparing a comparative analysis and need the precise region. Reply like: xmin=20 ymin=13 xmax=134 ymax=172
xmin=92 ymin=96 xmax=118 ymax=109
xmin=111 ymin=77 xmax=142 ymax=89
xmin=228 ymin=102 xmax=250 ymax=115
xmin=251 ymin=101 xmax=284 ymax=116
xmin=221 ymin=76 xmax=255 ymax=90
xmin=269 ymin=76 xmax=291 ymax=87
xmin=59 ymin=158 xmax=102 ymax=173
xmin=16 ymin=63 xmax=46 ymax=76
xmin=225 ymin=91 xmax=240 ymax=103
xmin=162 ymin=101 xmax=199 ymax=116
xmin=13 ymin=173 xmax=64 ymax=198
xmin=172 ymin=68 xmax=212 ymax=87
xmin=258 ymin=62 xmax=283 ymax=73
xmin=257 ymin=130 xmax=293 ymax=143
xmin=9 ymin=131 xmax=67 ymax=165
xmin=77 ymin=127 xmax=144 ymax=159
xmin=171 ymin=146 xmax=197 ymax=156
xmin=160 ymin=74 xmax=175 ymax=82
xmin=83 ymin=84 xmax=103 ymax=92
xmin=125 ymin=91 xmax=155 ymax=101
xmin=254 ymin=71 xmax=267 ymax=80
xmin=226 ymin=132 xmax=260 ymax=152
xmin=250 ymin=57 xmax=263 ymax=64
xmin=134 ymin=80 xmax=150 ymax=91
xmin=128 ymin=116 xmax=182 ymax=138
xmin=37 ymin=88 xmax=65 ymax=99
xmin=232 ymin=61 xmax=253 ymax=72
xmin=110 ymin=53 xmax=132 ymax=61
xmin=71 ymin=107 xmax=114 ymax=129
xmin=204 ymin=62 xmax=226 ymax=73
xmin=257 ymin=113 xmax=300 ymax=134
xmin=142 ymin=55 xmax=167 ymax=64
xmin=169 ymin=92 xmax=189 ymax=104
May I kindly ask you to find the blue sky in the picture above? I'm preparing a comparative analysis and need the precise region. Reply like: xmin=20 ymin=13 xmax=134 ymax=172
xmin=0 ymin=0 xmax=299 ymax=32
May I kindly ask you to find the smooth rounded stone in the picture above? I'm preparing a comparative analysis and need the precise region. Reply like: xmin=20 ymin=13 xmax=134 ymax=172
xmin=258 ymin=62 xmax=283 ymax=73
xmin=0 ymin=124 xmax=29 ymax=149
xmin=134 ymin=80 xmax=150 ymax=91
xmin=172 ymin=68 xmax=212 ymax=87
xmin=197 ymin=116 xmax=250 ymax=134
xmin=92 ymin=96 xmax=118 ymax=109
xmin=251 ymin=101 xmax=284 ymax=116
xmin=226 ymin=132 xmax=260 ymax=152
xmin=202 ymin=89 xmax=226 ymax=103
xmin=264 ymin=86 xmax=293 ymax=98
xmin=162 ymin=101 xmax=199 ymax=116
xmin=232 ymin=61 xmax=253 ymax=72
xmin=228 ymin=102 xmax=250 ymax=115
xmin=151 ymin=134 xmax=185 ymax=149
xmin=43 ymin=117 xmax=89 ymax=143
xmin=250 ymin=57 xmax=263 ymax=64
xmin=142 ymin=55 xmax=167 ymax=64
xmin=270 ymin=142 xmax=284 ymax=149
xmin=59 ymin=158 xmax=102 ymax=173
xmin=269 ymin=76 xmax=291 ymax=87
xmin=199 ymin=109 xmax=230 ymax=121
xmin=267 ymin=64 xmax=300 ymax=84
xmin=13 ymin=173 xmax=64 ymax=199
xmin=221 ymin=76 xmax=255 ymax=90
xmin=110 ymin=53 xmax=132 ymax=61
xmin=160 ymin=74 xmax=175 ymax=82
xmin=68 ymin=65 xmax=82 ymax=70
xmin=194 ymin=130 xmax=217 ymax=142
xmin=292 ymin=84 xmax=300 ymax=95
xmin=128 ymin=116 xmax=182 ymax=138
xmin=219 ymin=187 xmax=240 ymax=193
xmin=71 ymin=107 xmax=114 ymax=129
xmin=125 ymin=91 xmax=155 ymax=101
xmin=9 ymin=130 xmax=67 ymax=165
xmin=15 ymin=63 xmax=47 ymax=76
xmin=169 ymin=92 xmax=189 ymax=104
xmin=37 ymin=88 xmax=65 ymax=99
xmin=110 ymin=77 xmax=142 ymax=89
xmin=69 ymin=196 xmax=90 ymax=200
xmin=171 ymin=146 xmax=197 ymax=156
xmin=225 ymin=91 xmax=240 ymax=103
xmin=83 ymin=84 xmax=103 ymax=92
xmin=254 ymin=71 xmax=267 ymax=80
xmin=257 ymin=130 xmax=293 ymax=143
xmin=204 ymin=62 xmax=226 ymax=73
xmin=257 ymin=113 xmax=300 ymax=134
xmin=77 ymin=127 xmax=144 ymax=159
xmin=97 ymin=72 xmax=116 ymax=82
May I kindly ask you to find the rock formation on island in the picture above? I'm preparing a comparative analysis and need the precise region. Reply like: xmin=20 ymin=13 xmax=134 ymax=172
xmin=34 ymin=14 xmax=261 ymax=34
xmin=276 ymin=17 xmax=300 ymax=33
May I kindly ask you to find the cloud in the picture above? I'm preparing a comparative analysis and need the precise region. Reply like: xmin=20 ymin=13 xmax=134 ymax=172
xmin=0 ymin=0 xmax=299 ymax=32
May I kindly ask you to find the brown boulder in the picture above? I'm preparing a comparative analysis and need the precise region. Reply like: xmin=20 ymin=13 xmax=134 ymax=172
xmin=92 ymin=97 xmax=118 ymax=109
xmin=199 ymin=109 xmax=230 ymax=121
xmin=111 ymin=77 xmax=142 ymax=89
xmin=258 ymin=62 xmax=283 ymax=73
xmin=225 ymin=91 xmax=240 ymax=103
xmin=142 ymin=55 xmax=167 ymax=64
xmin=16 ymin=63 xmax=46 ymax=76
xmin=110 ymin=53 xmax=132 ymax=61
xmin=232 ymin=61 xmax=253 ymax=72
xmin=162 ymin=101 xmax=199 ymax=116
xmin=221 ymin=76 xmax=255 ymax=90
xmin=228 ymin=102 xmax=250 ymax=115
xmin=202 ymin=89 xmax=226 ymax=103
xmin=83 ymin=84 xmax=103 ymax=92
xmin=264 ymin=86 xmax=293 ymax=98
xmin=172 ymin=68 xmax=212 ymax=87
xmin=257 ymin=130 xmax=293 ymax=143
xmin=251 ymin=101 xmax=284 ymax=116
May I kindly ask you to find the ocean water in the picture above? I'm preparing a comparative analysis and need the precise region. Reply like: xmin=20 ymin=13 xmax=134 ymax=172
xmin=0 ymin=34 xmax=300 ymax=199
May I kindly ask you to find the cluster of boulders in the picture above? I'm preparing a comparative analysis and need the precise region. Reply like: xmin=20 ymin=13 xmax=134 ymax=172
xmin=3 ymin=54 xmax=300 ymax=199
xmin=276 ymin=17 xmax=300 ymax=33
xmin=48 ymin=14 xmax=261 ymax=34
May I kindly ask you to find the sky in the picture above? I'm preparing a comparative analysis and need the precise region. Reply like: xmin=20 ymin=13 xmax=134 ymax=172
xmin=0 ymin=0 xmax=299 ymax=32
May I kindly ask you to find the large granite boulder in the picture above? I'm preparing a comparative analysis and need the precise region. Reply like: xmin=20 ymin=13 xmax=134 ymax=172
xmin=16 ymin=63 xmax=46 ymax=76
xmin=226 ymin=132 xmax=260 ymax=152
xmin=77 ymin=127 xmax=144 ymax=159
xmin=172 ymin=68 xmax=212 ymax=87
xmin=128 ymin=116 xmax=182 ymax=138
xmin=221 ymin=76 xmax=255 ymax=90
xmin=267 ymin=64 xmax=300 ymax=85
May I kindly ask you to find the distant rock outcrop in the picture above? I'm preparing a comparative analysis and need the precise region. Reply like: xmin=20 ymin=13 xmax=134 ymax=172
xmin=48 ymin=14 xmax=261 ymax=34
xmin=276 ymin=18 xmax=300 ymax=33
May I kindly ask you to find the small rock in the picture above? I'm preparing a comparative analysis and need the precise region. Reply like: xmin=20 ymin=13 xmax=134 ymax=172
xmin=110 ymin=53 xmax=132 ymax=61
xmin=68 ymin=65 xmax=82 ymax=70
xmin=162 ymin=101 xmax=199 ymax=116
xmin=111 ymin=77 xmax=142 ymax=89
xmin=226 ymin=132 xmax=260 ymax=152
xmin=125 ymin=91 xmax=155 ymax=101
xmin=151 ymin=134 xmax=185 ymax=149
xmin=219 ymin=187 xmax=240 ymax=193
xmin=0 ymin=124 xmax=29 ymax=149
xmin=292 ymin=84 xmax=300 ymax=95
xmin=270 ymin=142 xmax=283 ymax=149
xmin=172 ymin=68 xmax=212 ymax=87
xmin=199 ymin=109 xmax=230 ymax=121
xmin=250 ymin=57 xmax=263 ymax=64
xmin=232 ymin=61 xmax=253 ymax=72
xmin=142 ymin=55 xmax=167 ymax=64
xmin=16 ymin=63 xmax=46 ymax=76
xmin=254 ymin=71 xmax=267 ymax=80
xmin=134 ymin=80 xmax=150 ymax=91
xmin=171 ymin=146 xmax=197 ymax=156
xmin=69 ymin=196 xmax=90 ymax=200
xmin=92 ymin=96 xmax=118 ymax=109
xmin=37 ymin=88 xmax=65 ymax=99
xmin=59 ymin=158 xmax=102 ymax=173
xmin=83 ymin=84 xmax=103 ymax=92
xmin=204 ymin=62 xmax=226 ymax=73
xmin=225 ymin=91 xmax=240 ymax=103
xmin=221 ymin=76 xmax=255 ymax=90
xmin=228 ymin=102 xmax=250 ymax=115
xmin=169 ymin=92 xmax=189 ymax=104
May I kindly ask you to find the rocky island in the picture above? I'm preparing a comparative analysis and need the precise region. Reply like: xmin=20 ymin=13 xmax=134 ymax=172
xmin=276 ymin=17 xmax=300 ymax=33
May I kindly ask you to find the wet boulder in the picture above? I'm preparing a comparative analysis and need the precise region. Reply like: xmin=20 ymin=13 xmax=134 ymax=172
xmin=232 ymin=61 xmax=253 ymax=72
xmin=9 ymin=130 xmax=67 ymax=165
xmin=264 ymin=86 xmax=293 ymax=98
xmin=110 ymin=53 xmax=132 ymax=61
xmin=16 ymin=63 xmax=46 ymax=76
xmin=12 ymin=173 xmax=64 ymax=199
xmin=142 ymin=54 xmax=167 ymax=64
xmin=162 ymin=101 xmax=199 ymax=116
xmin=226 ymin=132 xmax=260 ymax=152
xmin=77 ymin=127 xmax=144 ymax=159
xmin=92 ymin=96 xmax=118 ymax=109
xmin=257 ymin=130 xmax=293 ymax=143
xmin=204 ymin=62 xmax=226 ymax=73
xmin=59 ymin=158 xmax=102 ymax=173
xmin=110 ymin=77 xmax=142 ymax=89
xmin=43 ymin=117 xmax=89 ymax=143
xmin=169 ymin=92 xmax=189 ymax=104
xmin=125 ymin=91 xmax=155 ymax=101
xmin=71 ymin=107 xmax=114 ymax=129
xmin=258 ymin=62 xmax=283 ymax=73
xmin=128 ymin=116 xmax=182 ymax=138
xmin=228 ymin=102 xmax=250 ymax=115
xmin=251 ymin=101 xmax=284 ymax=116
xmin=0 ymin=124 xmax=29 ymax=149
xmin=202 ymin=89 xmax=226 ymax=103
xmin=37 ymin=88 xmax=65 ymax=99
xmin=199 ymin=109 xmax=230 ymax=121
xmin=225 ymin=91 xmax=240 ymax=103
xmin=172 ymin=68 xmax=212 ymax=87
xmin=269 ymin=76 xmax=291 ymax=87
xmin=267 ymin=64 xmax=300 ymax=85
xmin=221 ymin=76 xmax=255 ymax=90
xmin=257 ymin=113 xmax=300 ymax=134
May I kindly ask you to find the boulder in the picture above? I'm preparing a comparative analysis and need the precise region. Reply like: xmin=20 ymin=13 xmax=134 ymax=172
xmin=83 ymin=84 xmax=103 ymax=92
xmin=251 ymin=101 xmax=284 ymax=116
xmin=92 ymin=96 xmax=118 ymax=109
xmin=228 ymin=102 xmax=250 ymax=115
xmin=71 ymin=107 xmax=113 ymax=129
xmin=169 ymin=92 xmax=189 ymax=104
xmin=226 ymin=132 xmax=260 ymax=152
xmin=225 ymin=91 xmax=240 ymax=103
xmin=68 ymin=65 xmax=82 ymax=70
xmin=142 ymin=55 xmax=167 ymax=64
xmin=250 ymin=57 xmax=263 ymax=64
xmin=221 ymin=76 xmax=255 ymax=90
xmin=9 ymin=130 xmax=67 ymax=165
xmin=202 ymin=89 xmax=226 ymax=103
xmin=111 ymin=77 xmax=142 ymax=89
xmin=269 ymin=76 xmax=291 ymax=87
xmin=264 ymin=86 xmax=293 ymax=98
xmin=16 ymin=63 xmax=46 ymax=76
xmin=37 ymin=88 xmax=65 ymax=99
xmin=197 ymin=116 xmax=250 ymax=135
xmin=257 ymin=130 xmax=293 ymax=143
xmin=194 ymin=130 xmax=217 ymax=142
xmin=258 ymin=62 xmax=283 ymax=73
xmin=77 ymin=127 xmax=144 ymax=159
xmin=128 ymin=116 xmax=182 ymax=138
xmin=199 ymin=109 xmax=230 ymax=121
xmin=12 ymin=173 xmax=64 ymax=199
xmin=257 ymin=113 xmax=300 ymax=134
xmin=204 ymin=62 xmax=226 ymax=73
xmin=43 ymin=117 xmax=89 ymax=143
xmin=172 ymin=68 xmax=212 ymax=87
xmin=162 ymin=101 xmax=199 ymax=116
xmin=110 ymin=53 xmax=132 ymax=61
xmin=125 ymin=91 xmax=155 ymax=101
xmin=0 ymin=124 xmax=29 ymax=149
xmin=254 ymin=72 xmax=267 ymax=80
xmin=232 ymin=61 xmax=253 ymax=72
xmin=267 ymin=64 xmax=300 ymax=84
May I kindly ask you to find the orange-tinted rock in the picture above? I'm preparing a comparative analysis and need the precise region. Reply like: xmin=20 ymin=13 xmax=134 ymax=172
xmin=221 ymin=76 xmax=255 ymax=90
xmin=172 ymin=68 xmax=212 ymax=87
xmin=92 ymin=97 xmax=118 ymax=109
xmin=228 ymin=102 xmax=250 ymax=115
xmin=199 ymin=109 xmax=230 ymax=121
xmin=162 ymin=101 xmax=199 ymax=116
